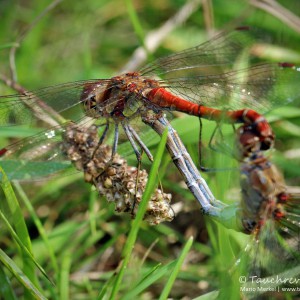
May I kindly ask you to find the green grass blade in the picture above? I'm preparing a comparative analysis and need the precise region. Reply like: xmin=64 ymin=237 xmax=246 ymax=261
xmin=97 ymin=272 xmax=116 ymax=300
xmin=0 ymin=265 xmax=17 ymax=300
xmin=0 ymin=166 xmax=39 ymax=287
xmin=193 ymin=290 xmax=219 ymax=299
xmin=0 ymin=210 xmax=51 ymax=284
xmin=0 ymin=249 xmax=46 ymax=300
xmin=13 ymin=182 xmax=59 ymax=276
xmin=0 ymin=160 xmax=71 ymax=181
xmin=121 ymin=260 xmax=178 ymax=300
xmin=158 ymin=236 xmax=194 ymax=300
xmin=125 ymin=0 xmax=145 ymax=47
xmin=109 ymin=128 xmax=168 ymax=299
xmin=60 ymin=251 xmax=72 ymax=300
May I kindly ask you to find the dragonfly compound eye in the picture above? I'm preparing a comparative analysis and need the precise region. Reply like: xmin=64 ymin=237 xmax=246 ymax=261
xmin=82 ymin=94 xmax=99 ymax=117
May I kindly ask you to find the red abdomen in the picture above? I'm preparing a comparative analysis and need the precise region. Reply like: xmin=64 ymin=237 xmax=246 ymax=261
xmin=146 ymin=87 xmax=274 ymax=149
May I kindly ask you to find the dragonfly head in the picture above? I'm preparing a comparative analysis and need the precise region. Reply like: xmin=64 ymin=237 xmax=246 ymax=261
xmin=236 ymin=125 xmax=262 ymax=159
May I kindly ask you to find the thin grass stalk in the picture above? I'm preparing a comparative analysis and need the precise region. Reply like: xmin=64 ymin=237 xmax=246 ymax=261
xmin=0 ymin=167 xmax=40 ymax=290
xmin=13 ymin=181 xmax=59 ymax=277
xmin=109 ymin=128 xmax=168 ymax=299
xmin=159 ymin=236 xmax=193 ymax=300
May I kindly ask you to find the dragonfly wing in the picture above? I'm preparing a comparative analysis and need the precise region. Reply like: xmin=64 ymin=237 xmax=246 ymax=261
xmin=140 ymin=28 xmax=259 ymax=77
xmin=235 ymin=218 xmax=300 ymax=299
xmin=0 ymin=125 xmax=72 ymax=180
xmin=159 ymin=63 xmax=300 ymax=113
xmin=0 ymin=79 xmax=111 ymax=126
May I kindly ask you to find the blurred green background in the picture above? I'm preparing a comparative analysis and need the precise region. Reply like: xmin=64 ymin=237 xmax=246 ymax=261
xmin=0 ymin=0 xmax=300 ymax=299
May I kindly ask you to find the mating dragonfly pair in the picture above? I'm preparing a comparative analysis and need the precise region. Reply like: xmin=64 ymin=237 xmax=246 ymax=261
xmin=0 ymin=27 xmax=299 ymax=206
xmin=0 ymin=26 xmax=300 ymax=296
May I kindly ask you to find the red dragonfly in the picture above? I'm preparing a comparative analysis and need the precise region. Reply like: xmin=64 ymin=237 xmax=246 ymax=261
xmin=0 ymin=27 xmax=299 ymax=182
xmin=233 ymin=122 xmax=300 ymax=298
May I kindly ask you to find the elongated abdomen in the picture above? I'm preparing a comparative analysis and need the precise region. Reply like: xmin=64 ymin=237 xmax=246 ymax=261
xmin=146 ymin=87 xmax=274 ymax=149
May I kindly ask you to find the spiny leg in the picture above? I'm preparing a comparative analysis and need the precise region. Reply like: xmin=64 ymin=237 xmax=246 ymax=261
xmin=126 ymin=124 xmax=153 ymax=162
xmin=198 ymin=118 xmax=206 ymax=171
xmin=99 ymin=121 xmax=110 ymax=145
xmin=89 ymin=121 xmax=116 ymax=181
xmin=112 ymin=123 xmax=119 ymax=159
xmin=208 ymin=123 xmax=235 ymax=158
xmin=132 ymin=153 xmax=143 ymax=217
xmin=122 ymin=122 xmax=144 ymax=217
xmin=200 ymin=121 xmax=237 ymax=172
xmin=92 ymin=121 xmax=110 ymax=158
xmin=99 ymin=123 xmax=119 ymax=174
xmin=122 ymin=122 xmax=155 ymax=217
xmin=122 ymin=121 xmax=154 ymax=162
xmin=122 ymin=123 xmax=143 ymax=163
xmin=208 ymin=122 xmax=223 ymax=153
xmin=199 ymin=119 xmax=221 ymax=172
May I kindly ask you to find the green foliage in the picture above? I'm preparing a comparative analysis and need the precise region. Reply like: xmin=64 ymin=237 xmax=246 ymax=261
xmin=0 ymin=0 xmax=299 ymax=299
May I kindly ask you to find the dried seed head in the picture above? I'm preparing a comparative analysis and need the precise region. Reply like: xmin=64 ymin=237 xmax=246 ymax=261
xmin=61 ymin=123 xmax=173 ymax=224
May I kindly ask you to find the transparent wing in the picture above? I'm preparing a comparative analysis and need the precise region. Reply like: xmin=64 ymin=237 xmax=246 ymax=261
xmin=157 ymin=63 xmax=300 ymax=112
xmin=0 ymin=116 xmax=162 ymax=181
xmin=0 ymin=125 xmax=71 ymax=180
xmin=140 ymin=27 xmax=258 ymax=77
xmin=235 ymin=206 xmax=300 ymax=299
xmin=0 ymin=79 xmax=112 ymax=126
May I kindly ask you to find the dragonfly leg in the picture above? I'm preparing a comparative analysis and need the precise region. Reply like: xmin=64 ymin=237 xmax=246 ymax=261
xmin=112 ymin=123 xmax=119 ymax=159
xmin=98 ymin=121 xmax=110 ymax=145
xmin=122 ymin=122 xmax=142 ymax=162
xmin=208 ymin=123 xmax=234 ymax=156
xmin=199 ymin=129 xmax=227 ymax=172
xmin=131 ymin=155 xmax=142 ymax=217
xmin=208 ymin=123 xmax=222 ymax=152
xmin=200 ymin=122 xmax=238 ymax=172
xmin=199 ymin=121 xmax=224 ymax=172
xmin=92 ymin=121 xmax=110 ymax=158
xmin=126 ymin=124 xmax=153 ymax=162
xmin=122 ymin=122 xmax=151 ymax=217
xmin=198 ymin=118 xmax=204 ymax=170
xmin=94 ymin=123 xmax=119 ymax=173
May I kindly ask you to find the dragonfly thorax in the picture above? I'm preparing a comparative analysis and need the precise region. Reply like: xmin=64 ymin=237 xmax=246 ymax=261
xmin=240 ymin=155 xmax=287 ymax=234
xmin=81 ymin=72 xmax=160 ymax=122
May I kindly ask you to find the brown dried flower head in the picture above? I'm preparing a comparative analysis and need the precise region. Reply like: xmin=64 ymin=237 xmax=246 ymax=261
xmin=61 ymin=123 xmax=173 ymax=225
